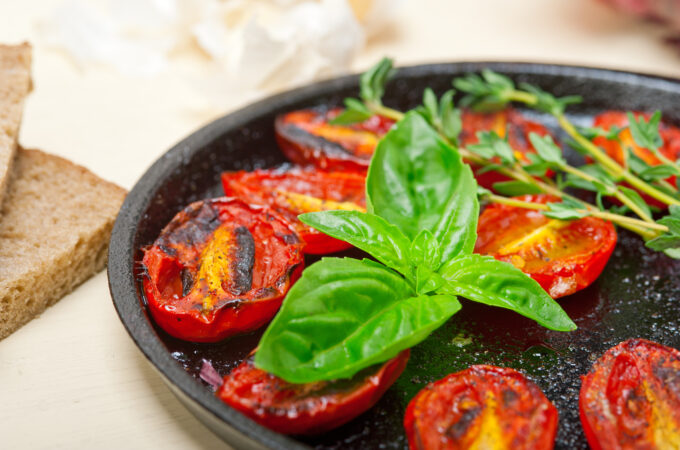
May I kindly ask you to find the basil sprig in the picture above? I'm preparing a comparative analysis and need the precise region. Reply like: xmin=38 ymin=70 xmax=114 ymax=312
xmin=255 ymin=112 xmax=576 ymax=383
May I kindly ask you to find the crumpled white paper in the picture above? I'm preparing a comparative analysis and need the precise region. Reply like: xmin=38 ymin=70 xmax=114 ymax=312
xmin=39 ymin=0 xmax=404 ymax=106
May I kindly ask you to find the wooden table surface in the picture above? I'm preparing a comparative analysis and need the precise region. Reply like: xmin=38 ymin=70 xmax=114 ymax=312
xmin=1 ymin=0 xmax=679 ymax=448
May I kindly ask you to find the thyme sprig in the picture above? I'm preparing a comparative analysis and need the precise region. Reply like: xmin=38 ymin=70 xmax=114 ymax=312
xmin=337 ymin=59 xmax=680 ymax=256
xmin=454 ymin=71 xmax=680 ymax=207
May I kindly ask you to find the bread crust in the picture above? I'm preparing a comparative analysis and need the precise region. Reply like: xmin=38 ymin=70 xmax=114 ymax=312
xmin=0 ymin=42 xmax=32 ymax=212
xmin=0 ymin=148 xmax=127 ymax=339
xmin=0 ymin=42 xmax=32 ymax=210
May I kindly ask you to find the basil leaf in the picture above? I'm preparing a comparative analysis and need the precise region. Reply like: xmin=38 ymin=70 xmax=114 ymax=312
xmin=438 ymin=254 xmax=576 ymax=331
xmin=255 ymin=258 xmax=461 ymax=382
xmin=492 ymin=180 xmax=543 ymax=196
xmin=415 ymin=265 xmax=445 ymax=295
xmin=299 ymin=210 xmax=412 ymax=278
xmin=367 ymin=111 xmax=479 ymax=265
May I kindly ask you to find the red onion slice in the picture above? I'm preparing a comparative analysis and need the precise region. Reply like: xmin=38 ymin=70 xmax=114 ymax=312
xmin=200 ymin=359 xmax=224 ymax=390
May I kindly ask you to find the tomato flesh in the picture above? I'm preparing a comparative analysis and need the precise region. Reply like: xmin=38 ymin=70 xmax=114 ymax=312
xmin=218 ymin=350 xmax=409 ymax=435
xmin=404 ymin=365 xmax=558 ymax=450
xmin=475 ymin=194 xmax=617 ymax=298
xmin=275 ymin=107 xmax=395 ymax=172
xmin=580 ymin=339 xmax=680 ymax=450
xmin=142 ymin=198 xmax=304 ymax=342
xmin=275 ymin=107 xmax=552 ymax=186
xmin=593 ymin=111 xmax=680 ymax=208
xmin=460 ymin=108 xmax=554 ymax=189
xmin=221 ymin=167 xmax=366 ymax=254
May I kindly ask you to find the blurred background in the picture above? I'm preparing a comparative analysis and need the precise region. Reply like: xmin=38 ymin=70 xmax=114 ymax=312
xmin=2 ymin=0 xmax=680 ymax=190
xmin=2 ymin=0 xmax=680 ymax=448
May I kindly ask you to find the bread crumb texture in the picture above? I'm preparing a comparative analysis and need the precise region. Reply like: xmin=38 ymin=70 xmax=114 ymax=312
xmin=0 ymin=43 xmax=32 ymax=208
xmin=0 ymin=149 xmax=127 ymax=339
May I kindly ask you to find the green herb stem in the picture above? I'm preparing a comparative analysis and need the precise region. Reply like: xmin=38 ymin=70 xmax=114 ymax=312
xmin=656 ymin=178 xmax=678 ymax=193
xmin=506 ymin=90 xmax=680 ymax=206
xmin=368 ymin=102 xmax=404 ymax=122
xmin=558 ymin=163 xmax=654 ymax=223
xmin=651 ymin=149 xmax=678 ymax=168
xmin=557 ymin=114 xmax=680 ymax=207
xmin=506 ymin=91 xmax=538 ymax=106
xmin=620 ymin=170 xmax=680 ymax=206
xmin=556 ymin=115 xmax=624 ymax=175
xmin=484 ymin=194 xmax=665 ymax=238
xmin=614 ymin=191 xmax=654 ymax=223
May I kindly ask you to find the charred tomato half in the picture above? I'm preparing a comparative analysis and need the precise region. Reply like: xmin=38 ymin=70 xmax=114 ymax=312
xmin=580 ymin=339 xmax=680 ymax=450
xmin=142 ymin=198 xmax=304 ymax=343
xmin=217 ymin=350 xmax=410 ymax=435
xmin=404 ymin=365 xmax=558 ymax=450
xmin=475 ymin=194 xmax=617 ymax=298
xmin=275 ymin=107 xmax=394 ymax=172
xmin=221 ymin=167 xmax=366 ymax=254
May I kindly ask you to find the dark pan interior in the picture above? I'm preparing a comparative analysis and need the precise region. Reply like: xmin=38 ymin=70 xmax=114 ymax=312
xmin=108 ymin=62 xmax=680 ymax=449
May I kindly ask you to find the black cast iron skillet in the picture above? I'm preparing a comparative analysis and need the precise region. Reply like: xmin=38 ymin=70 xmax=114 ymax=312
xmin=108 ymin=62 xmax=680 ymax=449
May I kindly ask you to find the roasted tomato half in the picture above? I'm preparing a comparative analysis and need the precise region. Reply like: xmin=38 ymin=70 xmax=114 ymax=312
xmin=275 ymin=107 xmax=395 ymax=172
xmin=217 ymin=350 xmax=410 ymax=435
xmin=141 ymin=198 xmax=304 ymax=343
xmin=222 ymin=167 xmax=366 ymax=254
xmin=404 ymin=365 xmax=558 ymax=450
xmin=475 ymin=194 xmax=617 ymax=298
xmin=580 ymin=339 xmax=680 ymax=450
xmin=593 ymin=111 xmax=680 ymax=208
xmin=460 ymin=108 xmax=554 ymax=189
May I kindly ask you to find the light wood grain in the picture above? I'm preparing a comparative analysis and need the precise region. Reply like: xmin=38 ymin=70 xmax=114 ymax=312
xmin=0 ymin=0 xmax=679 ymax=448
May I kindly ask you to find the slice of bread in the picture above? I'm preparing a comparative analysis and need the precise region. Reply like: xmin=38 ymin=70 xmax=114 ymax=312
xmin=0 ymin=148 xmax=127 ymax=339
xmin=0 ymin=43 xmax=32 ymax=209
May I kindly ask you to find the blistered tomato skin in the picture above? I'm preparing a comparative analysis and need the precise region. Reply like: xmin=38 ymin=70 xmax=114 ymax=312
xmin=404 ymin=365 xmax=558 ymax=450
xmin=460 ymin=108 xmax=554 ymax=189
xmin=217 ymin=350 xmax=409 ymax=435
xmin=141 ymin=198 xmax=304 ymax=343
xmin=593 ymin=111 xmax=680 ymax=208
xmin=475 ymin=194 xmax=617 ymax=298
xmin=274 ymin=107 xmax=394 ymax=172
xmin=580 ymin=339 xmax=680 ymax=450
xmin=221 ymin=167 xmax=366 ymax=254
